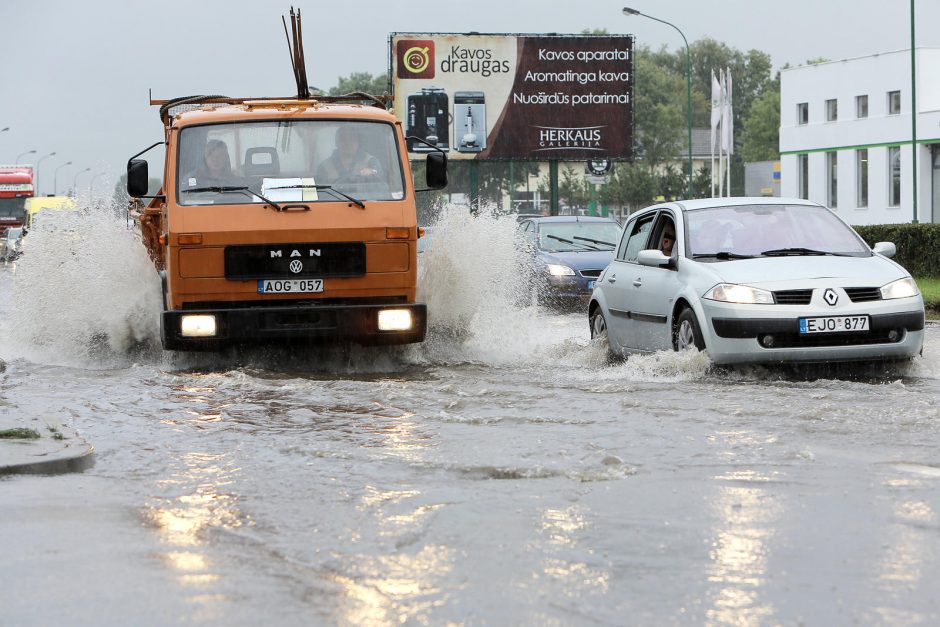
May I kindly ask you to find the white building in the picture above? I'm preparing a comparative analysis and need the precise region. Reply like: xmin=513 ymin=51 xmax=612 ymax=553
xmin=780 ymin=48 xmax=940 ymax=224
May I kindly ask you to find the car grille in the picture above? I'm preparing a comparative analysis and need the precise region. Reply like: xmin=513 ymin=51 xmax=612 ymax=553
xmin=844 ymin=287 xmax=882 ymax=302
xmin=579 ymin=269 xmax=603 ymax=279
xmin=761 ymin=329 xmax=901 ymax=348
xmin=773 ymin=289 xmax=813 ymax=305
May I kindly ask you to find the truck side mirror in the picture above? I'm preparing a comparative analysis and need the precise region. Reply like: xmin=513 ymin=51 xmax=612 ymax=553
xmin=127 ymin=159 xmax=149 ymax=197
xmin=425 ymin=153 xmax=448 ymax=190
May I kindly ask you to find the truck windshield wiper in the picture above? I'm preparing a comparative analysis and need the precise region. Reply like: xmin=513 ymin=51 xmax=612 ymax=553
xmin=181 ymin=186 xmax=282 ymax=211
xmin=692 ymin=251 xmax=756 ymax=260
xmin=573 ymin=235 xmax=615 ymax=249
xmin=265 ymin=184 xmax=365 ymax=209
xmin=760 ymin=247 xmax=836 ymax=256
xmin=545 ymin=234 xmax=602 ymax=250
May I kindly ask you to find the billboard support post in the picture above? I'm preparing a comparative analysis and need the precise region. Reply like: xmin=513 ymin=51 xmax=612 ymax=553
xmin=549 ymin=161 xmax=559 ymax=216
xmin=469 ymin=160 xmax=480 ymax=212
xmin=509 ymin=161 xmax=515 ymax=211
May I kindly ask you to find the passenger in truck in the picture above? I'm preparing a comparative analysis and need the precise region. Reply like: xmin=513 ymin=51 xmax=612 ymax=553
xmin=316 ymin=125 xmax=383 ymax=185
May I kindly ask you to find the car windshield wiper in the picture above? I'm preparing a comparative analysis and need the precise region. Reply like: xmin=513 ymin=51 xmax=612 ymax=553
xmin=692 ymin=251 xmax=756 ymax=260
xmin=181 ymin=186 xmax=282 ymax=211
xmin=545 ymin=234 xmax=602 ymax=250
xmin=760 ymin=247 xmax=837 ymax=256
xmin=573 ymin=235 xmax=615 ymax=249
xmin=265 ymin=184 xmax=365 ymax=209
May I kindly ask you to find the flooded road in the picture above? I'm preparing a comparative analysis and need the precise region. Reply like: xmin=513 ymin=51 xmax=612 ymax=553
xmin=2 ymin=209 xmax=940 ymax=625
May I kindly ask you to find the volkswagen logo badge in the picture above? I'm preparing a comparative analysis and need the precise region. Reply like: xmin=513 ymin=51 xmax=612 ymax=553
xmin=823 ymin=288 xmax=839 ymax=306
xmin=289 ymin=260 xmax=303 ymax=274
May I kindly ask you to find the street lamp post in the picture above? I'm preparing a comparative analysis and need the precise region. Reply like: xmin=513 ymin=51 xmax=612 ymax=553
xmin=16 ymin=149 xmax=37 ymax=164
xmin=623 ymin=7 xmax=694 ymax=200
xmin=54 ymin=161 xmax=73 ymax=195
xmin=35 ymin=151 xmax=56 ymax=197
xmin=90 ymin=171 xmax=108 ymax=199
xmin=72 ymin=167 xmax=92 ymax=196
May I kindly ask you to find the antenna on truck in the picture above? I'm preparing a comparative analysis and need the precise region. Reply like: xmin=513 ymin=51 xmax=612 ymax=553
xmin=282 ymin=7 xmax=310 ymax=99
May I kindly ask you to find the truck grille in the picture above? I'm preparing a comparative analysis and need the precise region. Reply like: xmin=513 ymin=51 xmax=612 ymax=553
xmin=224 ymin=242 xmax=365 ymax=279
xmin=773 ymin=289 xmax=813 ymax=305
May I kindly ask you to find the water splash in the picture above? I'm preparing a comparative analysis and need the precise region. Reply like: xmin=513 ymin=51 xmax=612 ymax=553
xmin=6 ymin=201 xmax=162 ymax=365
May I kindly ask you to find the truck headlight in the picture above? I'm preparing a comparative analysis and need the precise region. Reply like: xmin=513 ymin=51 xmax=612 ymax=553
xmin=546 ymin=264 xmax=575 ymax=276
xmin=704 ymin=283 xmax=774 ymax=305
xmin=880 ymin=277 xmax=919 ymax=300
xmin=378 ymin=309 xmax=413 ymax=331
xmin=180 ymin=314 xmax=217 ymax=337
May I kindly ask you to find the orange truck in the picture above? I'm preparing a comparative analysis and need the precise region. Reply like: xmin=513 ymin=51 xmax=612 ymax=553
xmin=127 ymin=94 xmax=447 ymax=351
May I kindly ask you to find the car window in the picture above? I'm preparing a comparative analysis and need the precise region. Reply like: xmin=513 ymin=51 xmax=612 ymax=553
xmin=617 ymin=214 xmax=655 ymax=262
xmin=649 ymin=213 xmax=677 ymax=257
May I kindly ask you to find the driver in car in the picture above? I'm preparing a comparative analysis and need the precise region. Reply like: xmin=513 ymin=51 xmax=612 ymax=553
xmin=316 ymin=125 xmax=383 ymax=184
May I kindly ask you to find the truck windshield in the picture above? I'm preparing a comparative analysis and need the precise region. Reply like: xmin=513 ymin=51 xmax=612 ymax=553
xmin=0 ymin=198 xmax=27 ymax=219
xmin=177 ymin=120 xmax=406 ymax=206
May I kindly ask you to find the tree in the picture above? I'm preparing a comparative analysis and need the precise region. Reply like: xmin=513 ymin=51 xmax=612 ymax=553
xmin=741 ymin=87 xmax=780 ymax=162
xmin=328 ymin=72 xmax=390 ymax=96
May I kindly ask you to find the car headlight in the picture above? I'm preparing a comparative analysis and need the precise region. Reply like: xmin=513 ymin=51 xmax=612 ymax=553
xmin=880 ymin=277 xmax=919 ymax=300
xmin=704 ymin=283 xmax=774 ymax=305
xmin=546 ymin=264 xmax=575 ymax=276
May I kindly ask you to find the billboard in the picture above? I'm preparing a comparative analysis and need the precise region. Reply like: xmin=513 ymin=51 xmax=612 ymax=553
xmin=390 ymin=33 xmax=634 ymax=161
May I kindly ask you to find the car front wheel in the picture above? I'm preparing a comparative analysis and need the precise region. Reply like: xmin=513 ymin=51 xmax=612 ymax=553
xmin=674 ymin=308 xmax=705 ymax=351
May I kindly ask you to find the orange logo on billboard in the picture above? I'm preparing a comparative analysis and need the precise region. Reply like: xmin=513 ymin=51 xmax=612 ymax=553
xmin=398 ymin=40 xmax=435 ymax=79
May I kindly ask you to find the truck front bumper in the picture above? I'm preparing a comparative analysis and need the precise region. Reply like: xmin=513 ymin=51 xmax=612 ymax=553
xmin=161 ymin=302 xmax=427 ymax=351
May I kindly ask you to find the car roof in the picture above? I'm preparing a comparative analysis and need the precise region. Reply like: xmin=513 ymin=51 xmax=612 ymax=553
xmin=643 ymin=197 xmax=825 ymax=214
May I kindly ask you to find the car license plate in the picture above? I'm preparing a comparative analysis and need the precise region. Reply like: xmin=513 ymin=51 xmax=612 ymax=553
xmin=257 ymin=279 xmax=324 ymax=294
xmin=587 ymin=280 xmax=595 ymax=290
xmin=799 ymin=315 xmax=869 ymax=334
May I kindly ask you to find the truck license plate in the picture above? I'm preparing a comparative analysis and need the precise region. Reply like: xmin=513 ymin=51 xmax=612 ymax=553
xmin=799 ymin=315 xmax=869 ymax=334
xmin=258 ymin=279 xmax=324 ymax=294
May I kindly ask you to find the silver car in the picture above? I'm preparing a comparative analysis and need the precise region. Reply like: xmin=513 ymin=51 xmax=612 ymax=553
xmin=589 ymin=198 xmax=925 ymax=365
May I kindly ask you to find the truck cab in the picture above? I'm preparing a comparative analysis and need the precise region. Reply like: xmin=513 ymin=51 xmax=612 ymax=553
xmin=129 ymin=97 xmax=446 ymax=351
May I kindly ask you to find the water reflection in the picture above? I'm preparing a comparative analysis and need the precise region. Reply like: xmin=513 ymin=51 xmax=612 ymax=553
xmin=538 ymin=506 xmax=610 ymax=598
xmin=706 ymin=471 xmax=781 ymax=625
xmin=143 ymin=450 xmax=246 ymax=617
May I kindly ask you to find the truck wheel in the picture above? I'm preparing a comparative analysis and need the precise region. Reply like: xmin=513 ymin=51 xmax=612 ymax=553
xmin=673 ymin=308 xmax=705 ymax=352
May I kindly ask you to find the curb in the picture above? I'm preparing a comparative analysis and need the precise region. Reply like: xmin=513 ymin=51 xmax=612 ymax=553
xmin=0 ymin=419 xmax=95 ymax=478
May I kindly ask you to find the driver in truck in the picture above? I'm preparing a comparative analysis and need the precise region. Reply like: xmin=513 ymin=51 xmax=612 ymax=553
xmin=316 ymin=125 xmax=383 ymax=184
xmin=192 ymin=139 xmax=236 ymax=187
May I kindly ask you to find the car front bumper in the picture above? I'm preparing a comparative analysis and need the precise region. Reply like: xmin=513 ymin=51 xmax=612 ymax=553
xmin=161 ymin=302 xmax=427 ymax=351
xmin=700 ymin=300 xmax=925 ymax=365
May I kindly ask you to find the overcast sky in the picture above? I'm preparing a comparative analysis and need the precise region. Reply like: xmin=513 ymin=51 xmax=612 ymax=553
xmin=2 ymin=0 xmax=937 ymax=195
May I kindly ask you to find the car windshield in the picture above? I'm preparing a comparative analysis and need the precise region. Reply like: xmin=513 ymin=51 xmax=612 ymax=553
xmin=686 ymin=204 xmax=871 ymax=258
xmin=538 ymin=221 xmax=620 ymax=252
xmin=177 ymin=120 xmax=406 ymax=206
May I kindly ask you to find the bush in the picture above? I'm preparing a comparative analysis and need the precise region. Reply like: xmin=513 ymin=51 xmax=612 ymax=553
xmin=852 ymin=223 xmax=940 ymax=278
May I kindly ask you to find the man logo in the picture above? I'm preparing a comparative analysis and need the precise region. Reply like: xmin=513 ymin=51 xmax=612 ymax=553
xmin=289 ymin=260 xmax=304 ymax=274
xmin=397 ymin=39 xmax=435 ymax=79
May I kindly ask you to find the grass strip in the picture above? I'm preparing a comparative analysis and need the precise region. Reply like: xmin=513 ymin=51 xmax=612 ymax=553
xmin=0 ymin=428 xmax=41 ymax=440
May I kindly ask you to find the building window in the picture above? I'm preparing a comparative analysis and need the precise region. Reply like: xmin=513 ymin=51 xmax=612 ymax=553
xmin=888 ymin=90 xmax=901 ymax=115
xmin=827 ymin=152 xmax=838 ymax=208
xmin=826 ymin=99 xmax=838 ymax=121
xmin=856 ymin=149 xmax=869 ymax=207
xmin=856 ymin=95 xmax=868 ymax=118
xmin=798 ymin=153 xmax=809 ymax=199
xmin=797 ymin=102 xmax=808 ymax=125
xmin=888 ymin=146 xmax=901 ymax=207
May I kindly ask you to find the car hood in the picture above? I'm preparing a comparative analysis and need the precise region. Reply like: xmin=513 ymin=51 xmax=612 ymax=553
xmin=701 ymin=254 xmax=907 ymax=288
xmin=539 ymin=249 xmax=614 ymax=270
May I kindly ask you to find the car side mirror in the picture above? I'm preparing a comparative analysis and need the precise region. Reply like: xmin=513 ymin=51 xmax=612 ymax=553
xmin=872 ymin=241 xmax=896 ymax=258
xmin=425 ymin=152 xmax=448 ymax=190
xmin=637 ymin=249 xmax=672 ymax=267
xmin=127 ymin=159 xmax=149 ymax=197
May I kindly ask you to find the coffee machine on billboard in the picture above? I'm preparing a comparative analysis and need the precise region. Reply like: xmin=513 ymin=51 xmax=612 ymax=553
xmin=406 ymin=87 xmax=450 ymax=153
xmin=454 ymin=91 xmax=486 ymax=153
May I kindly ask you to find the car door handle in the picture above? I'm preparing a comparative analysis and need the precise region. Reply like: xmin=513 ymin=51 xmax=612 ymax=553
xmin=608 ymin=274 xmax=616 ymax=283
xmin=632 ymin=277 xmax=642 ymax=287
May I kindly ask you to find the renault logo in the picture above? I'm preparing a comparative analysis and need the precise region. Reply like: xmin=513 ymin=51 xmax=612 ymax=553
xmin=289 ymin=260 xmax=303 ymax=274
xmin=823 ymin=288 xmax=839 ymax=306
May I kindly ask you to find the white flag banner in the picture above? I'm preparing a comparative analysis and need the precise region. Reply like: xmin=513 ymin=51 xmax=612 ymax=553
xmin=710 ymin=70 xmax=722 ymax=153
xmin=721 ymin=69 xmax=733 ymax=154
